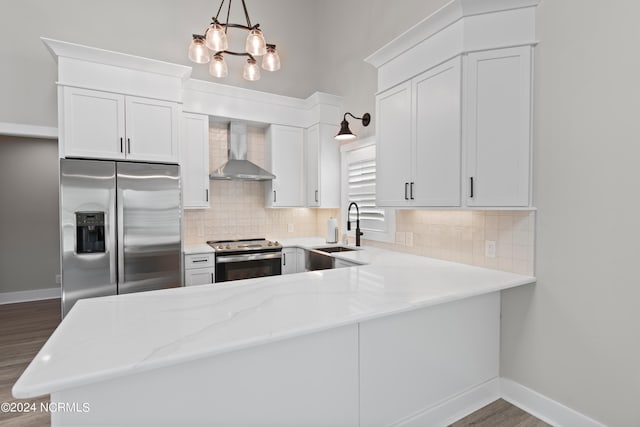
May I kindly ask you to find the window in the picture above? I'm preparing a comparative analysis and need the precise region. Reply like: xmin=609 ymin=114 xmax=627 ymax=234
xmin=341 ymin=137 xmax=395 ymax=243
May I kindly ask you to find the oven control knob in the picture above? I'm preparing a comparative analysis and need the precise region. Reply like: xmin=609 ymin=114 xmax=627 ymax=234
xmin=274 ymin=241 xmax=280 ymax=246
xmin=225 ymin=244 xmax=231 ymax=249
xmin=267 ymin=241 xmax=273 ymax=246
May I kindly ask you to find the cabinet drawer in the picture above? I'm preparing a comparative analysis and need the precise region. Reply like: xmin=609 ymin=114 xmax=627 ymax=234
xmin=185 ymin=253 xmax=214 ymax=269
xmin=185 ymin=268 xmax=214 ymax=286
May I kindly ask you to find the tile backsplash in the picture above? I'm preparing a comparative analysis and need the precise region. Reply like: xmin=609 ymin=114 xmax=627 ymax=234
xmin=184 ymin=123 xmax=339 ymax=244
xmin=185 ymin=122 xmax=534 ymax=276
xmin=363 ymin=210 xmax=535 ymax=275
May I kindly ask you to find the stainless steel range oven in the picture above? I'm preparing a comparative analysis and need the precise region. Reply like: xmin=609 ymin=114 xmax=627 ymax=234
xmin=207 ymin=239 xmax=282 ymax=282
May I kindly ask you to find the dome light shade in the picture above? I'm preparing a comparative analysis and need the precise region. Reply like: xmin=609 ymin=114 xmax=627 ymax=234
xmin=243 ymin=58 xmax=261 ymax=81
xmin=205 ymin=23 xmax=228 ymax=52
xmin=262 ymin=44 xmax=280 ymax=71
xmin=209 ymin=54 xmax=228 ymax=78
xmin=188 ymin=36 xmax=210 ymax=64
xmin=245 ymin=28 xmax=267 ymax=56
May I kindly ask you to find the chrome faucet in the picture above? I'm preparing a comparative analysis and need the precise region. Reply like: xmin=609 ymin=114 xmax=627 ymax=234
xmin=347 ymin=202 xmax=364 ymax=247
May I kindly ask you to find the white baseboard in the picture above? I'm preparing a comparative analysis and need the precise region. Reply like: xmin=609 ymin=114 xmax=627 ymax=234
xmin=395 ymin=378 xmax=501 ymax=427
xmin=500 ymin=378 xmax=606 ymax=427
xmin=0 ymin=287 xmax=60 ymax=305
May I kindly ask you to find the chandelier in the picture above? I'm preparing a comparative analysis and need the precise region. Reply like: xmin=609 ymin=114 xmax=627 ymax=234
xmin=188 ymin=0 xmax=281 ymax=81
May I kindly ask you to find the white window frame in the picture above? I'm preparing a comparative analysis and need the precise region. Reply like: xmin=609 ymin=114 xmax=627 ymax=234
xmin=340 ymin=136 xmax=396 ymax=243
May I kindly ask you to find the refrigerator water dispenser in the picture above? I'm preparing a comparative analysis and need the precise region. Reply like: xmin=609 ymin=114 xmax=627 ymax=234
xmin=76 ymin=212 xmax=105 ymax=254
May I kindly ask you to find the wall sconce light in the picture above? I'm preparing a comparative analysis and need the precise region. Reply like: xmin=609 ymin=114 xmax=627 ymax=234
xmin=335 ymin=112 xmax=371 ymax=141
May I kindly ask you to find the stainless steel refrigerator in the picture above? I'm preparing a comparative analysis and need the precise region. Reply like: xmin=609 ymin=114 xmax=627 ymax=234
xmin=60 ymin=159 xmax=182 ymax=317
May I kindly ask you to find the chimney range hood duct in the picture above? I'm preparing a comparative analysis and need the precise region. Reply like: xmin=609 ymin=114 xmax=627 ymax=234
xmin=209 ymin=122 xmax=275 ymax=181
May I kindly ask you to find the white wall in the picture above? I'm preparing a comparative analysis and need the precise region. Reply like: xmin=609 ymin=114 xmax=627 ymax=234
xmin=500 ymin=1 xmax=640 ymax=425
xmin=0 ymin=137 xmax=60 ymax=293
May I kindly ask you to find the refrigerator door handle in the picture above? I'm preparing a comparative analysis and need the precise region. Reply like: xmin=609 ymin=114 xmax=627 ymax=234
xmin=117 ymin=181 xmax=125 ymax=288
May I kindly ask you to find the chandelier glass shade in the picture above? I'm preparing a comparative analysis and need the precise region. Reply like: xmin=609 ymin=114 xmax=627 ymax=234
xmin=188 ymin=0 xmax=280 ymax=81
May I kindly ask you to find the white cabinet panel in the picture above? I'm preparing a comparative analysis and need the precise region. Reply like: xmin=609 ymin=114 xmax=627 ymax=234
xmin=412 ymin=58 xmax=461 ymax=206
xmin=184 ymin=253 xmax=214 ymax=286
xmin=265 ymin=125 xmax=305 ymax=207
xmin=125 ymin=97 xmax=179 ymax=163
xmin=359 ymin=292 xmax=500 ymax=426
xmin=376 ymin=81 xmax=412 ymax=207
xmin=61 ymin=87 xmax=179 ymax=163
xmin=306 ymin=123 xmax=340 ymax=208
xmin=281 ymin=248 xmax=297 ymax=275
xmin=464 ymin=46 xmax=532 ymax=207
xmin=181 ymin=113 xmax=210 ymax=209
xmin=62 ymin=87 xmax=126 ymax=160
xmin=295 ymin=248 xmax=306 ymax=272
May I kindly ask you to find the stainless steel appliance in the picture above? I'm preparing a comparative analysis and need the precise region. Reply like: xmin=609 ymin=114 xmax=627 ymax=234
xmin=207 ymin=239 xmax=282 ymax=282
xmin=60 ymin=159 xmax=181 ymax=317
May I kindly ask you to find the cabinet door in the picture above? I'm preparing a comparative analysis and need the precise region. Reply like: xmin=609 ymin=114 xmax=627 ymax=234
xmin=376 ymin=81 xmax=412 ymax=207
xmin=305 ymin=123 xmax=341 ymax=208
xmin=125 ymin=96 xmax=179 ymax=163
xmin=181 ymin=113 xmax=210 ymax=209
xmin=412 ymin=58 xmax=461 ymax=207
xmin=281 ymin=248 xmax=297 ymax=275
xmin=464 ymin=47 xmax=532 ymax=207
xmin=306 ymin=124 xmax=320 ymax=207
xmin=185 ymin=268 xmax=214 ymax=286
xmin=265 ymin=125 xmax=305 ymax=207
xmin=62 ymin=87 xmax=126 ymax=160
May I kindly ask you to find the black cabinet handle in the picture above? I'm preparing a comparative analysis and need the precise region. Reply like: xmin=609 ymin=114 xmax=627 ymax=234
xmin=404 ymin=182 xmax=409 ymax=200
xmin=283 ymin=253 xmax=286 ymax=266
xmin=211 ymin=272 xmax=214 ymax=283
xmin=120 ymin=137 xmax=124 ymax=153
xmin=410 ymin=182 xmax=414 ymax=200
xmin=127 ymin=138 xmax=131 ymax=154
xmin=315 ymin=190 xmax=318 ymax=203
xmin=470 ymin=177 xmax=474 ymax=198
xmin=273 ymin=190 xmax=277 ymax=203
xmin=205 ymin=189 xmax=209 ymax=202
xmin=192 ymin=259 xmax=207 ymax=263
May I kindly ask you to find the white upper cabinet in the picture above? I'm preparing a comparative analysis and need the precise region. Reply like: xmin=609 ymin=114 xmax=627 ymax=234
xmin=62 ymin=87 xmax=126 ymax=160
xmin=464 ymin=46 xmax=532 ymax=207
xmin=124 ymin=97 xmax=179 ymax=163
xmin=376 ymin=57 xmax=461 ymax=207
xmin=265 ymin=125 xmax=305 ymax=208
xmin=61 ymin=87 xmax=179 ymax=163
xmin=366 ymin=0 xmax=537 ymax=209
xmin=181 ymin=113 xmax=210 ymax=209
xmin=306 ymin=123 xmax=341 ymax=208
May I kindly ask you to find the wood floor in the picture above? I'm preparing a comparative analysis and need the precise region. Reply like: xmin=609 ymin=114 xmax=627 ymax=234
xmin=0 ymin=299 xmax=550 ymax=427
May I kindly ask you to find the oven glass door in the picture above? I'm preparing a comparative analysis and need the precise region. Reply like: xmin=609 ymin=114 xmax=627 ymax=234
xmin=215 ymin=252 xmax=282 ymax=282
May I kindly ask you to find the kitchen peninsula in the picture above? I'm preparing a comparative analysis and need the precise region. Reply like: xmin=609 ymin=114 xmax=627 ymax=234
xmin=13 ymin=241 xmax=535 ymax=426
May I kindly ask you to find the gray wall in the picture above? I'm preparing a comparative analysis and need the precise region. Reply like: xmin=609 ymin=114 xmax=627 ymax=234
xmin=0 ymin=137 xmax=59 ymax=293
xmin=500 ymin=1 xmax=640 ymax=425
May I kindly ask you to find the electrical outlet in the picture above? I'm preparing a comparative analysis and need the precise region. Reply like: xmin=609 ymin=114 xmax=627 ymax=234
xmin=55 ymin=274 xmax=61 ymax=284
xmin=287 ymin=223 xmax=294 ymax=233
xmin=485 ymin=240 xmax=496 ymax=258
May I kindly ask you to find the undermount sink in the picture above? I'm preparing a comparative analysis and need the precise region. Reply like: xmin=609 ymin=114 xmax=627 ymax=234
xmin=314 ymin=246 xmax=357 ymax=253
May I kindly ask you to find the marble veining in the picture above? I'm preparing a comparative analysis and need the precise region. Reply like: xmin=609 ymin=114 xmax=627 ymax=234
xmin=13 ymin=240 xmax=535 ymax=398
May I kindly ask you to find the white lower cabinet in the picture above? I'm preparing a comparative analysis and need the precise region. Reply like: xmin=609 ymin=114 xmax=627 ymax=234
xmin=184 ymin=253 xmax=214 ymax=286
xmin=282 ymin=247 xmax=307 ymax=274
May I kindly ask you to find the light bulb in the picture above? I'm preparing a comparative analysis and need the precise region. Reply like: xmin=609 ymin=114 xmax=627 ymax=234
xmin=205 ymin=23 xmax=228 ymax=52
xmin=243 ymin=58 xmax=261 ymax=81
xmin=245 ymin=28 xmax=266 ymax=56
xmin=261 ymin=45 xmax=280 ymax=71
xmin=209 ymin=54 xmax=228 ymax=78
xmin=188 ymin=37 xmax=210 ymax=64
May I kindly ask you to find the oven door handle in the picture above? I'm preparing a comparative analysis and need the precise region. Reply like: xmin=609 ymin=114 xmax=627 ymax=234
xmin=216 ymin=252 xmax=282 ymax=263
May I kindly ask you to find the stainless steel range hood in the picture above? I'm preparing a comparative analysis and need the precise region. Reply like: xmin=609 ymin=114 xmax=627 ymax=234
xmin=209 ymin=122 xmax=275 ymax=181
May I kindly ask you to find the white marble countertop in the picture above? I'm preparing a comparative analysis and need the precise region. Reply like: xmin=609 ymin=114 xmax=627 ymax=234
xmin=14 ymin=238 xmax=535 ymax=398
